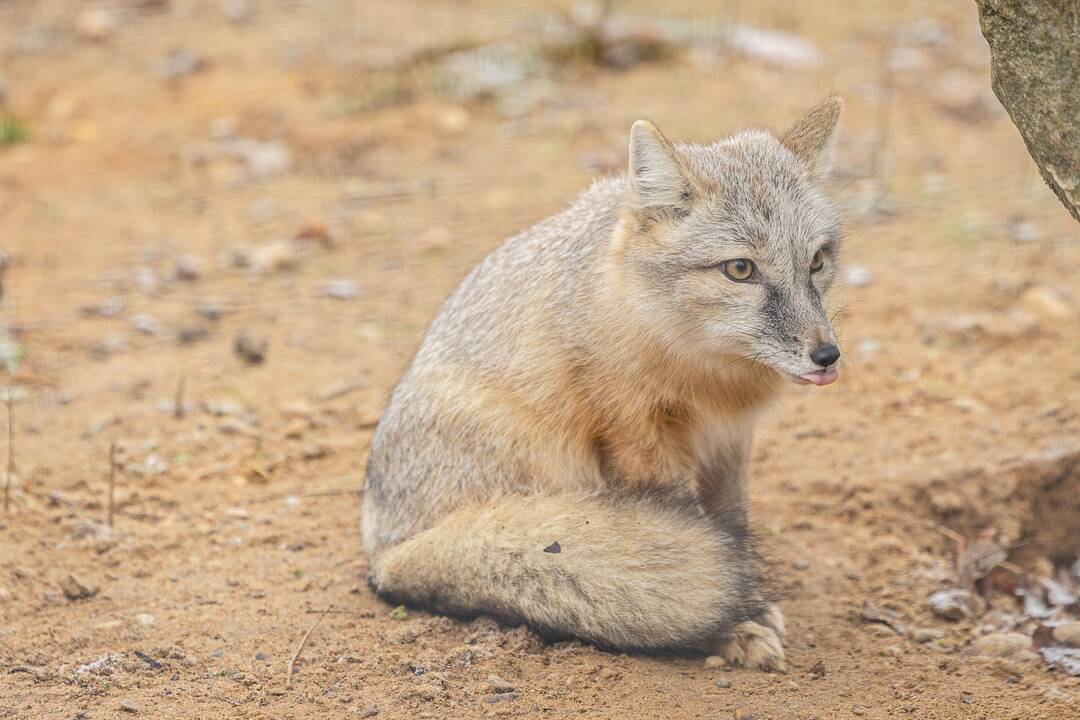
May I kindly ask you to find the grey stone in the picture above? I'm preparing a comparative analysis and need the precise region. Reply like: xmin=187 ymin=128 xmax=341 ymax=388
xmin=976 ymin=1 xmax=1080 ymax=221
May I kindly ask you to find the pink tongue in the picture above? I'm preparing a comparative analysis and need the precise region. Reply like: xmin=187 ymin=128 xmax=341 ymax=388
xmin=799 ymin=368 xmax=839 ymax=386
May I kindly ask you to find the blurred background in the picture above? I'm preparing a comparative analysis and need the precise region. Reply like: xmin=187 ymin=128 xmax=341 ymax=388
xmin=1 ymin=1 xmax=1078 ymax=717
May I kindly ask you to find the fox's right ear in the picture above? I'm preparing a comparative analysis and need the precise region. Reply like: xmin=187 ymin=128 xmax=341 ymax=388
xmin=628 ymin=120 xmax=692 ymax=212
xmin=780 ymin=95 xmax=843 ymax=177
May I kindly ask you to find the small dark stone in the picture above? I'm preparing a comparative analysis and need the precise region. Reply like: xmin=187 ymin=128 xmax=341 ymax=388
xmin=177 ymin=325 xmax=210 ymax=345
xmin=234 ymin=331 xmax=267 ymax=365
xmin=543 ymin=541 xmax=561 ymax=554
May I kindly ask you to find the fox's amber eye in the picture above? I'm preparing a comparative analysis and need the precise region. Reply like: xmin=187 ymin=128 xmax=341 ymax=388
xmin=721 ymin=258 xmax=756 ymax=282
xmin=810 ymin=249 xmax=825 ymax=273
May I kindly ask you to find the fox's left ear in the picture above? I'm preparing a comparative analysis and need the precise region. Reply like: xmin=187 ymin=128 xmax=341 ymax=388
xmin=780 ymin=95 xmax=843 ymax=177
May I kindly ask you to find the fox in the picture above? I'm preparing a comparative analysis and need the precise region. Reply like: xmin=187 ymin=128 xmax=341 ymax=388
xmin=361 ymin=97 xmax=846 ymax=672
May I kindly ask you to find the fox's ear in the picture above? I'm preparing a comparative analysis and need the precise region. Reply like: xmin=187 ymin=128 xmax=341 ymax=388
xmin=780 ymin=95 xmax=843 ymax=176
xmin=628 ymin=120 xmax=692 ymax=211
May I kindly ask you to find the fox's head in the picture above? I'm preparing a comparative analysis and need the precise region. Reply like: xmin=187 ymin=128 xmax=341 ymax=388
xmin=617 ymin=97 xmax=845 ymax=387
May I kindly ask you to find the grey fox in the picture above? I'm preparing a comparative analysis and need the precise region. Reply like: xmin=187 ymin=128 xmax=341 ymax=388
xmin=362 ymin=97 xmax=845 ymax=672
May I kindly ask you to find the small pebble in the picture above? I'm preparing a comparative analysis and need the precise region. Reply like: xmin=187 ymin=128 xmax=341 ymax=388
xmin=911 ymin=627 xmax=946 ymax=644
xmin=970 ymin=632 xmax=1031 ymax=658
xmin=714 ymin=678 xmax=731 ymax=689
xmin=234 ymin=331 xmax=267 ymax=364
xmin=484 ymin=692 xmax=518 ymax=704
xmin=119 ymin=698 xmax=139 ymax=713
xmin=60 ymin=574 xmax=99 ymax=601
xmin=322 ymin=280 xmax=360 ymax=300
xmin=130 ymin=314 xmax=163 ymax=336
xmin=487 ymin=675 xmax=515 ymax=693
xmin=177 ymin=325 xmax=210 ymax=345
xmin=174 ymin=254 xmax=203 ymax=281
xmin=928 ymin=589 xmax=971 ymax=621
xmin=1052 ymin=621 xmax=1080 ymax=648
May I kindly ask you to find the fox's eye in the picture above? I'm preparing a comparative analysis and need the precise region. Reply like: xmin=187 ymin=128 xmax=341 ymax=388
xmin=810 ymin=249 xmax=825 ymax=273
xmin=721 ymin=259 xmax=756 ymax=282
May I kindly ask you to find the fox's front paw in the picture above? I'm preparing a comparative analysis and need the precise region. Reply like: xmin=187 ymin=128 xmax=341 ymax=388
xmin=714 ymin=620 xmax=786 ymax=673
xmin=758 ymin=603 xmax=787 ymax=644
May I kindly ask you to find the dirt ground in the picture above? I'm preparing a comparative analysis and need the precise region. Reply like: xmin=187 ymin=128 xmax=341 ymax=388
xmin=1 ymin=1 xmax=1079 ymax=718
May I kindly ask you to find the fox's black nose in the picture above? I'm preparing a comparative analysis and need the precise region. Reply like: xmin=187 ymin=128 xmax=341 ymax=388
xmin=810 ymin=343 xmax=840 ymax=368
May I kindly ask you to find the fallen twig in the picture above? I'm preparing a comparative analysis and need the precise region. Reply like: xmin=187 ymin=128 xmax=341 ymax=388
xmin=304 ymin=608 xmax=375 ymax=617
xmin=242 ymin=488 xmax=360 ymax=506
xmin=3 ymin=387 xmax=13 ymax=513
xmin=286 ymin=604 xmax=333 ymax=688
xmin=107 ymin=441 xmax=117 ymax=528
xmin=174 ymin=376 xmax=186 ymax=419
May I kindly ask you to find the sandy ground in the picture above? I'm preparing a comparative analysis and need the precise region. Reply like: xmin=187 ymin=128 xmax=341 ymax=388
xmin=1 ymin=1 xmax=1079 ymax=718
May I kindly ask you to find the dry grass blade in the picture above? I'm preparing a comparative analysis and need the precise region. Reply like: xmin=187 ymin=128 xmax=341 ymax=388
xmin=286 ymin=604 xmax=334 ymax=688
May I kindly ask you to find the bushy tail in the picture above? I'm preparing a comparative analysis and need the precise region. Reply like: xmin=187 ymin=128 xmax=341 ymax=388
xmin=368 ymin=491 xmax=767 ymax=652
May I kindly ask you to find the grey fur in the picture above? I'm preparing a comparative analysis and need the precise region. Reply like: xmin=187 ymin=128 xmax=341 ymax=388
xmin=362 ymin=98 xmax=844 ymax=668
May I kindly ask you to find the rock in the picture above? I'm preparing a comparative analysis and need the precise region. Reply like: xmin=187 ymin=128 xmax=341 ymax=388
xmin=1042 ymin=685 xmax=1076 ymax=705
xmin=976 ymin=0 xmax=1080 ymax=221
xmin=487 ymin=675 xmax=515 ymax=692
xmin=792 ymin=558 xmax=810 ymax=571
xmin=174 ymin=255 xmax=203 ymax=282
xmin=911 ymin=627 xmax=946 ymax=643
xmin=928 ymin=589 xmax=973 ymax=621
xmin=134 ymin=613 xmax=155 ymax=628
xmin=389 ymin=605 xmax=408 ymax=621
xmin=808 ymin=659 xmax=826 ymax=679
xmin=130 ymin=314 xmax=163 ymax=336
xmin=843 ymin=265 xmax=874 ymax=288
xmin=196 ymin=301 xmax=225 ymax=321
xmin=970 ymin=632 xmax=1031 ymax=657
xmin=61 ymin=574 xmax=99 ymax=601
xmin=1017 ymin=286 xmax=1073 ymax=321
xmin=81 ymin=296 xmax=126 ymax=318
xmin=703 ymin=655 xmax=727 ymax=669
xmin=484 ymin=692 xmax=518 ymax=704
xmin=1040 ymin=647 xmax=1080 ymax=676
xmin=714 ymin=678 xmax=731 ymax=688
xmin=119 ymin=698 xmax=139 ymax=713
xmin=158 ymin=49 xmax=204 ymax=79
xmin=76 ymin=7 xmax=119 ymax=41
xmin=1053 ymin=622 xmax=1080 ymax=648
xmin=177 ymin=325 xmax=210 ymax=345
xmin=359 ymin=707 xmax=378 ymax=718
xmin=727 ymin=25 xmax=821 ymax=70
xmin=322 ymin=280 xmax=360 ymax=300
xmin=234 ymin=331 xmax=267 ymax=365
